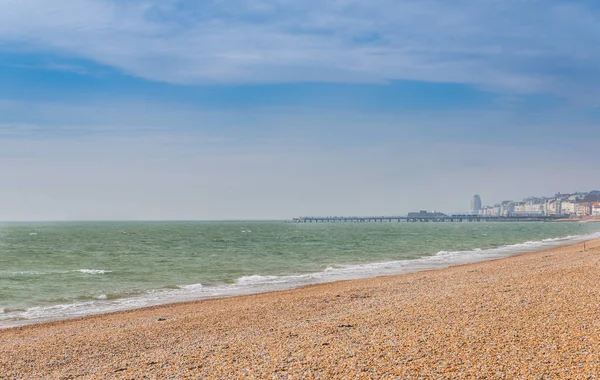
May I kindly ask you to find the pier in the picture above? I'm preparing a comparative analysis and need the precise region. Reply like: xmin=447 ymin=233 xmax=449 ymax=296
xmin=292 ymin=213 xmax=570 ymax=223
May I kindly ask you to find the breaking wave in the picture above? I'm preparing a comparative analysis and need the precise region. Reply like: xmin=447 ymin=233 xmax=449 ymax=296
xmin=0 ymin=269 xmax=113 ymax=277
xmin=75 ymin=269 xmax=112 ymax=275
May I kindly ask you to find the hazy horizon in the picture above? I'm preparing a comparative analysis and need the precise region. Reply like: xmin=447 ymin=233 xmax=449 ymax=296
xmin=1 ymin=1 xmax=599 ymax=221
xmin=0 ymin=187 xmax=597 ymax=222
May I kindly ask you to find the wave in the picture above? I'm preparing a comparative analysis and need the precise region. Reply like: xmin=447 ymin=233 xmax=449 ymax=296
xmin=178 ymin=283 xmax=203 ymax=290
xmin=0 ymin=270 xmax=46 ymax=276
xmin=433 ymin=233 xmax=598 ymax=259
xmin=2 ymin=231 xmax=599 ymax=329
xmin=0 ymin=269 xmax=113 ymax=277
xmin=75 ymin=269 xmax=112 ymax=275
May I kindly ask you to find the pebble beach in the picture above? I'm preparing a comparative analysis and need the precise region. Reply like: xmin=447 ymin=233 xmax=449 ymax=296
xmin=2 ymin=238 xmax=600 ymax=378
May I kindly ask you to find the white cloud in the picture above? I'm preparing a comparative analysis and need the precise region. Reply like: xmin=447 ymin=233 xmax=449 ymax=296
xmin=0 ymin=0 xmax=599 ymax=100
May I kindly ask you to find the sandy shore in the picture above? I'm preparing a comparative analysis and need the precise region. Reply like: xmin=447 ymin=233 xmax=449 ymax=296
xmin=2 ymin=239 xmax=600 ymax=378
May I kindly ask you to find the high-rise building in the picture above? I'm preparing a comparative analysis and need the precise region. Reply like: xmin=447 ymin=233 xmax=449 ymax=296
xmin=471 ymin=194 xmax=482 ymax=215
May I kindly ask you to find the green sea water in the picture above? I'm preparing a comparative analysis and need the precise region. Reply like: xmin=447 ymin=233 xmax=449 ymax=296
xmin=1 ymin=221 xmax=599 ymax=327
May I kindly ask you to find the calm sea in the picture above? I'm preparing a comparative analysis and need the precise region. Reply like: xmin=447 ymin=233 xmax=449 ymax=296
xmin=1 ymin=221 xmax=599 ymax=328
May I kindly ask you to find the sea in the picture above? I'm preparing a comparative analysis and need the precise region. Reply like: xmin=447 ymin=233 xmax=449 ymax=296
xmin=1 ymin=221 xmax=600 ymax=328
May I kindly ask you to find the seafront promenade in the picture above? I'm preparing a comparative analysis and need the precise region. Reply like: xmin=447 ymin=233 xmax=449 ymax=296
xmin=2 ymin=238 xmax=600 ymax=378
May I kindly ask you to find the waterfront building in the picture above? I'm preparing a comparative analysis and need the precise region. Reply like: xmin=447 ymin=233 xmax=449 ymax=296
xmin=544 ymin=199 xmax=560 ymax=215
xmin=492 ymin=204 xmax=502 ymax=216
xmin=512 ymin=202 xmax=526 ymax=214
xmin=471 ymin=195 xmax=482 ymax=215
xmin=575 ymin=203 xmax=593 ymax=217
xmin=511 ymin=201 xmax=544 ymax=216
xmin=592 ymin=203 xmax=600 ymax=216
xmin=481 ymin=204 xmax=503 ymax=217
xmin=500 ymin=201 xmax=514 ymax=216
xmin=524 ymin=201 xmax=544 ymax=215
xmin=561 ymin=201 xmax=576 ymax=216
xmin=472 ymin=190 xmax=597 ymax=218
xmin=479 ymin=206 xmax=495 ymax=216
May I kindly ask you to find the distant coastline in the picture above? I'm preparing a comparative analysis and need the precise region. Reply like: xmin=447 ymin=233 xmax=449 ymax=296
xmin=473 ymin=190 xmax=600 ymax=218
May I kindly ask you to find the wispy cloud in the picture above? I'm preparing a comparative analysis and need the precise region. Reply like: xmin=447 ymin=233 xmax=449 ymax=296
xmin=1 ymin=96 xmax=598 ymax=144
xmin=1 ymin=0 xmax=599 ymax=101
xmin=11 ymin=62 xmax=90 ymax=75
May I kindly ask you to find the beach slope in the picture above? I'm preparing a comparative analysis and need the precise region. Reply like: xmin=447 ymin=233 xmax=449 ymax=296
xmin=2 ymin=239 xmax=600 ymax=378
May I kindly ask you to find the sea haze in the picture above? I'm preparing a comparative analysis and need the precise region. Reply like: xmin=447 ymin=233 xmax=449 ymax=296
xmin=1 ymin=221 xmax=599 ymax=328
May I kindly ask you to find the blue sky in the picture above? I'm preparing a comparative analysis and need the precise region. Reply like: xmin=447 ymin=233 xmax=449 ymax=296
xmin=0 ymin=0 xmax=599 ymax=220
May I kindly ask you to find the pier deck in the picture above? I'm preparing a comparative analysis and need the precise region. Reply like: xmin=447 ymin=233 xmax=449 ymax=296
xmin=292 ymin=215 xmax=569 ymax=223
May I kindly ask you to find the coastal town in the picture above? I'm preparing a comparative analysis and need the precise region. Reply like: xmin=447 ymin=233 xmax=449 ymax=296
xmin=474 ymin=190 xmax=600 ymax=218
xmin=292 ymin=191 xmax=600 ymax=223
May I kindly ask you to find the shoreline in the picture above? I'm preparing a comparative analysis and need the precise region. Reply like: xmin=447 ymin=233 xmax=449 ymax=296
xmin=2 ymin=238 xmax=600 ymax=377
xmin=1 ymin=237 xmax=596 ymax=331
xmin=2 ymin=230 xmax=599 ymax=330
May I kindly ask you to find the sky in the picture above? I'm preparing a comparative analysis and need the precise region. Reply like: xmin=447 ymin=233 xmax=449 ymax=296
xmin=0 ymin=0 xmax=599 ymax=221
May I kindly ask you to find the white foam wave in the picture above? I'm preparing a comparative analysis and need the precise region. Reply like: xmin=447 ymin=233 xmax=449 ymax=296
xmin=542 ymin=235 xmax=578 ymax=242
xmin=235 ymin=275 xmax=282 ymax=285
xmin=76 ymin=269 xmax=112 ymax=275
xmin=434 ymin=233 xmax=599 ymax=259
xmin=0 ymin=270 xmax=46 ymax=276
xmin=0 ymin=270 xmax=77 ymax=277
xmin=1 ymin=269 xmax=113 ymax=277
xmin=178 ymin=283 xmax=203 ymax=290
